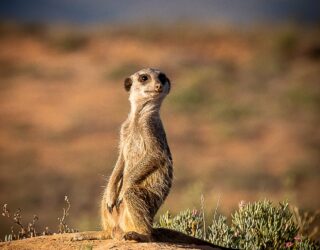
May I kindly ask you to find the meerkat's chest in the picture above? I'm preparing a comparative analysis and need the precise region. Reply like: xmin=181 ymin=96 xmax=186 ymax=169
xmin=122 ymin=130 xmax=146 ymax=165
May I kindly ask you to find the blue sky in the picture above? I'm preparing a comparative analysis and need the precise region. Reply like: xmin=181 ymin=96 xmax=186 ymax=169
xmin=0 ymin=0 xmax=319 ymax=26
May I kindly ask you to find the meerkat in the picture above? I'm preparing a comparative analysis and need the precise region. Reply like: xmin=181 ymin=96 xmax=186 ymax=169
xmin=100 ymin=68 xmax=173 ymax=242
xmin=70 ymin=68 xmax=235 ymax=250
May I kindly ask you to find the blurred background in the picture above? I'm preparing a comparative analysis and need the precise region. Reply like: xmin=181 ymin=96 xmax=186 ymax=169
xmin=0 ymin=0 xmax=319 ymax=239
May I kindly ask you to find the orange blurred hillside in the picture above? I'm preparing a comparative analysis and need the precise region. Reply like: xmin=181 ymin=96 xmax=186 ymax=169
xmin=0 ymin=23 xmax=319 ymax=238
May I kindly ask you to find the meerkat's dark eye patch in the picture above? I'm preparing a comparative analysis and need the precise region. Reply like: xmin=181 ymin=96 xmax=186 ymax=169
xmin=138 ymin=74 xmax=150 ymax=83
xmin=158 ymin=73 xmax=167 ymax=85
xmin=124 ymin=77 xmax=132 ymax=91
xmin=158 ymin=73 xmax=171 ymax=93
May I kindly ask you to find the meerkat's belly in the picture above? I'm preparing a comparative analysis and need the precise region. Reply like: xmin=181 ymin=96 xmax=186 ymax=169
xmin=121 ymin=130 xmax=172 ymax=199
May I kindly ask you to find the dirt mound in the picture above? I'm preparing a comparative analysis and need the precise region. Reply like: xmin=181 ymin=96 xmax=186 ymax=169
xmin=0 ymin=232 xmax=222 ymax=250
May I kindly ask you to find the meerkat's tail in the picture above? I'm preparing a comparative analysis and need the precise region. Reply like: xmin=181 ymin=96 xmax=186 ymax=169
xmin=152 ymin=228 xmax=237 ymax=250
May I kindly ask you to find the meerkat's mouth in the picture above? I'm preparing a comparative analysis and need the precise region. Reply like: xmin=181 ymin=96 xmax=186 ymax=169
xmin=144 ymin=90 xmax=162 ymax=94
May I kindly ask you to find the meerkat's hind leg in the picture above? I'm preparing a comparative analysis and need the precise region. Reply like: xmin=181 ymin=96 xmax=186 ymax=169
xmin=123 ymin=231 xmax=151 ymax=242
xmin=120 ymin=187 xmax=155 ymax=242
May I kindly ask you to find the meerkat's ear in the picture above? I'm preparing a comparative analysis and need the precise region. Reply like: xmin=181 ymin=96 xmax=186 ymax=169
xmin=124 ymin=77 xmax=132 ymax=92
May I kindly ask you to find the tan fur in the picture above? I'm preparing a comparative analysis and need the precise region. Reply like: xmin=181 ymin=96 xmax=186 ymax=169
xmin=101 ymin=68 xmax=173 ymax=241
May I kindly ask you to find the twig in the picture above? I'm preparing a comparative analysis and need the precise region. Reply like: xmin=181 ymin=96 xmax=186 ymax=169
xmin=200 ymin=194 xmax=206 ymax=240
xmin=213 ymin=194 xmax=221 ymax=221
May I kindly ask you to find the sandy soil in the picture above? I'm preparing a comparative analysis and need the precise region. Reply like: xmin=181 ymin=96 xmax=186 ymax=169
xmin=0 ymin=232 xmax=222 ymax=250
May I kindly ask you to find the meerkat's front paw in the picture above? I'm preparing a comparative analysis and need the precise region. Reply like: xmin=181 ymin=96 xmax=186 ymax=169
xmin=115 ymin=198 xmax=122 ymax=210
xmin=106 ymin=194 xmax=117 ymax=213
xmin=107 ymin=203 xmax=114 ymax=213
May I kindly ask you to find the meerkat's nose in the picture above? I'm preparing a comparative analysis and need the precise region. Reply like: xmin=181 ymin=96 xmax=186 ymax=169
xmin=155 ymin=83 xmax=163 ymax=92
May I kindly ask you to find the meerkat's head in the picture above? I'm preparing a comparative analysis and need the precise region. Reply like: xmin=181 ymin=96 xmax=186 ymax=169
xmin=124 ymin=68 xmax=171 ymax=106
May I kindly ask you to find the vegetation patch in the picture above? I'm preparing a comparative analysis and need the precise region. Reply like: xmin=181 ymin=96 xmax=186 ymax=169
xmin=156 ymin=200 xmax=320 ymax=250
xmin=2 ymin=198 xmax=319 ymax=249
xmin=1 ymin=196 xmax=77 ymax=241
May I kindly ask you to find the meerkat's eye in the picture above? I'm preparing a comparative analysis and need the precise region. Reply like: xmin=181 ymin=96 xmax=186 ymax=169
xmin=138 ymin=74 xmax=149 ymax=83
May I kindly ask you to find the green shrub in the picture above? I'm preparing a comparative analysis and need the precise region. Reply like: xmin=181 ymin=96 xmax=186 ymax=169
xmin=208 ymin=214 xmax=237 ymax=248
xmin=156 ymin=200 xmax=320 ymax=250
xmin=155 ymin=209 xmax=204 ymax=239
xmin=231 ymin=200 xmax=298 ymax=249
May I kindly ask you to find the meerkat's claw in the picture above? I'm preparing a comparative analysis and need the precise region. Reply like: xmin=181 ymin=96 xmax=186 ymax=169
xmin=115 ymin=198 xmax=122 ymax=210
xmin=107 ymin=204 xmax=114 ymax=213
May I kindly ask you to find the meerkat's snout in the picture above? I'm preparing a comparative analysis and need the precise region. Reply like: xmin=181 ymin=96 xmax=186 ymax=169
xmin=154 ymin=82 xmax=163 ymax=93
